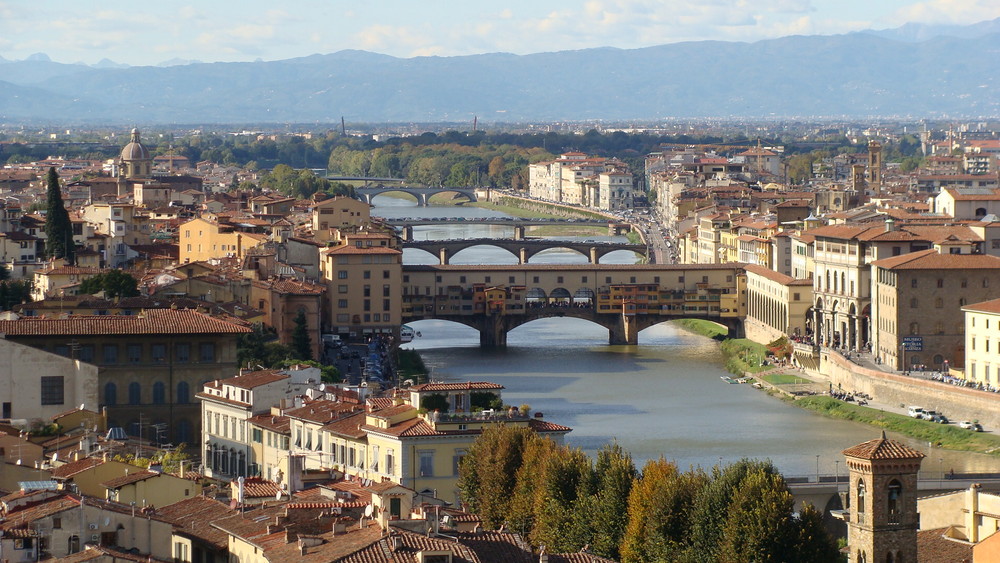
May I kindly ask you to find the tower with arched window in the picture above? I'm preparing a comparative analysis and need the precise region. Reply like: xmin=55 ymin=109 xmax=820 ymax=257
xmin=843 ymin=431 xmax=925 ymax=563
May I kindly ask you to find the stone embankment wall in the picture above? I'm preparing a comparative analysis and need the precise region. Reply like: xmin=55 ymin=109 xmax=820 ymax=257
xmin=819 ymin=351 xmax=1000 ymax=429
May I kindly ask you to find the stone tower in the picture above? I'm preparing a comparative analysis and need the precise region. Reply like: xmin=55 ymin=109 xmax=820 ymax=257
xmin=843 ymin=431 xmax=925 ymax=563
xmin=867 ymin=140 xmax=883 ymax=196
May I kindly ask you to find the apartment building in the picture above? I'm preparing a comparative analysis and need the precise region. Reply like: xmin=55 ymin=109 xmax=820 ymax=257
xmin=319 ymin=231 xmax=402 ymax=339
xmin=962 ymin=298 xmax=1000 ymax=387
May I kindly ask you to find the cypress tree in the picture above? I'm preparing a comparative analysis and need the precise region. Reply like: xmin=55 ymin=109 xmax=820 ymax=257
xmin=43 ymin=167 xmax=75 ymax=264
xmin=291 ymin=310 xmax=313 ymax=361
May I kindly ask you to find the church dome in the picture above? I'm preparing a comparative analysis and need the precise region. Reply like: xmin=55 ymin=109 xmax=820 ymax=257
xmin=120 ymin=128 xmax=150 ymax=161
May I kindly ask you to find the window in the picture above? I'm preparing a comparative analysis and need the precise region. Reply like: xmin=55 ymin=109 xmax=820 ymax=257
xmin=78 ymin=345 xmax=95 ymax=362
xmin=386 ymin=449 xmax=395 ymax=475
xmin=887 ymin=480 xmax=903 ymax=523
xmin=176 ymin=343 xmax=190 ymax=363
xmin=99 ymin=343 xmax=118 ymax=364
xmin=104 ymin=383 xmax=117 ymax=406
xmin=40 ymin=376 xmax=65 ymax=405
xmin=338 ymin=299 xmax=348 ymax=308
xmin=338 ymin=270 xmax=348 ymax=279
xmin=911 ymin=279 xmax=917 ymax=288
xmin=937 ymin=278 xmax=944 ymax=288
xmin=252 ymin=428 xmax=263 ymax=443
xmin=338 ymin=285 xmax=348 ymax=293
xmin=129 ymin=382 xmax=141 ymax=405
xmin=199 ymin=343 xmax=215 ymax=362
xmin=152 ymin=382 xmax=166 ymax=404
xmin=857 ymin=479 xmax=866 ymax=515
xmin=127 ymin=343 xmax=142 ymax=364
xmin=364 ymin=270 xmax=371 ymax=279
xmin=419 ymin=451 xmax=434 ymax=477
xmin=910 ymin=298 xmax=918 ymax=309
xmin=177 ymin=382 xmax=189 ymax=404
xmin=151 ymin=344 xmax=166 ymax=363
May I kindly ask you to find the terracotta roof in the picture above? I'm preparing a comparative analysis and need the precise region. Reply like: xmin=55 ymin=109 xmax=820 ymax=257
xmin=101 ymin=470 xmax=159 ymax=489
xmin=242 ymin=477 xmax=282 ymax=498
xmin=286 ymin=399 xmax=360 ymax=424
xmin=321 ymin=245 xmax=401 ymax=255
xmin=156 ymin=496 xmax=233 ymax=549
xmin=842 ymin=431 xmax=926 ymax=460
xmin=917 ymin=528 xmax=973 ymax=563
xmin=409 ymin=382 xmax=504 ymax=393
xmin=528 ymin=418 xmax=573 ymax=433
xmin=50 ymin=456 xmax=103 ymax=479
xmin=321 ymin=411 xmax=368 ymax=439
xmin=963 ymin=297 xmax=1000 ymax=315
xmin=744 ymin=264 xmax=795 ymax=285
xmin=248 ymin=413 xmax=291 ymax=433
xmin=872 ymin=249 xmax=1000 ymax=271
xmin=208 ymin=369 xmax=288 ymax=390
xmin=57 ymin=544 xmax=172 ymax=562
xmin=0 ymin=308 xmax=252 ymax=336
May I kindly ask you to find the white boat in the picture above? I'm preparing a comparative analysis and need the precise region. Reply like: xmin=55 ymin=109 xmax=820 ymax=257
xmin=400 ymin=325 xmax=416 ymax=343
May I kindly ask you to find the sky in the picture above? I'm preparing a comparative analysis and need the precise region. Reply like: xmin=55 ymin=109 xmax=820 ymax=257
xmin=1 ymin=0 xmax=998 ymax=66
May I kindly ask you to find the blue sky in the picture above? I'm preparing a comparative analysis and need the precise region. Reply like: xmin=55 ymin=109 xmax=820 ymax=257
xmin=1 ymin=0 xmax=997 ymax=66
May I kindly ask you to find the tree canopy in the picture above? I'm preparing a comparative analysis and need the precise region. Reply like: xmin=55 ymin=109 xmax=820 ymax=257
xmin=79 ymin=270 xmax=140 ymax=300
xmin=43 ymin=167 xmax=75 ymax=264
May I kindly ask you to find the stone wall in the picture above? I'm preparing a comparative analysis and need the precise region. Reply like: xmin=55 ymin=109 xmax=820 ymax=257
xmin=746 ymin=318 xmax=784 ymax=346
xmin=819 ymin=351 xmax=1000 ymax=428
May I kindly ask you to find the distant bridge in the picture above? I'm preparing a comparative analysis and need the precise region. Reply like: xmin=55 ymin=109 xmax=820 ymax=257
xmin=383 ymin=217 xmax=636 ymax=241
xmin=354 ymin=186 xmax=479 ymax=205
xmin=403 ymin=238 xmax=649 ymax=264
xmin=401 ymin=263 xmax=746 ymax=347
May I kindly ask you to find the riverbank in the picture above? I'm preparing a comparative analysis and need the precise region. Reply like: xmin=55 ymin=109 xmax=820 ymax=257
xmin=468 ymin=199 xmax=611 ymax=236
xmin=673 ymin=319 xmax=768 ymax=375
xmin=787 ymin=396 xmax=1000 ymax=456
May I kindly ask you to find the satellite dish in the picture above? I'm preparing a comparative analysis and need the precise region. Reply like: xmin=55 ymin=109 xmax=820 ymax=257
xmin=79 ymin=403 xmax=85 ymax=411
xmin=364 ymin=504 xmax=374 ymax=518
xmin=52 ymin=453 xmax=59 ymax=461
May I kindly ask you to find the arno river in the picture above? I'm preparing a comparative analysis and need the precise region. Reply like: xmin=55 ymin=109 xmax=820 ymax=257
xmin=373 ymin=196 xmax=996 ymax=477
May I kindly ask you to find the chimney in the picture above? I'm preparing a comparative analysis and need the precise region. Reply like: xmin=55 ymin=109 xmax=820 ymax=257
xmin=284 ymin=528 xmax=297 ymax=544
xmin=885 ymin=218 xmax=896 ymax=232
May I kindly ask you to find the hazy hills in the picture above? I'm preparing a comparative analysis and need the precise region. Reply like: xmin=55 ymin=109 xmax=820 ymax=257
xmin=2 ymin=20 xmax=999 ymax=124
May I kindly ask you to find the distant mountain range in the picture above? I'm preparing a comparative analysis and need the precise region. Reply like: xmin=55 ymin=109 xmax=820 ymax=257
xmin=2 ymin=19 xmax=999 ymax=124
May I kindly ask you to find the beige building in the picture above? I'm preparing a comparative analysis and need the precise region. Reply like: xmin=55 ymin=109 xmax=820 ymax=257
xmin=871 ymin=249 xmax=1000 ymax=371
xmin=197 ymin=367 xmax=321 ymax=481
xmin=0 ymin=337 xmax=99 ymax=423
xmin=310 ymin=196 xmax=371 ymax=240
xmin=178 ymin=216 xmax=267 ymax=264
xmin=102 ymin=468 xmax=199 ymax=508
xmin=319 ymin=231 xmax=402 ymax=338
xmin=744 ymin=264 xmax=813 ymax=344
xmin=962 ymin=297 xmax=1000 ymax=387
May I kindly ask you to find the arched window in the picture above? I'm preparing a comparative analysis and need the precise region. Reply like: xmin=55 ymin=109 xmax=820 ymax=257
xmin=933 ymin=354 xmax=944 ymax=365
xmin=152 ymin=382 xmax=165 ymax=404
xmin=128 ymin=382 xmax=141 ymax=405
xmin=176 ymin=419 xmax=192 ymax=445
xmin=857 ymin=479 xmax=866 ymax=516
xmin=887 ymin=551 xmax=895 ymax=563
xmin=888 ymin=479 xmax=903 ymax=523
xmin=935 ymin=298 xmax=943 ymax=309
xmin=935 ymin=322 xmax=944 ymax=335
xmin=177 ymin=381 xmax=190 ymax=404
xmin=909 ymin=322 xmax=919 ymax=335
xmin=841 ymin=272 xmax=846 ymax=292
xmin=960 ymin=298 xmax=968 ymax=306
xmin=104 ymin=382 xmax=117 ymax=406
xmin=68 ymin=535 xmax=81 ymax=554
xmin=858 ymin=549 xmax=867 ymax=563
xmin=826 ymin=272 xmax=831 ymax=291
xmin=976 ymin=207 xmax=988 ymax=217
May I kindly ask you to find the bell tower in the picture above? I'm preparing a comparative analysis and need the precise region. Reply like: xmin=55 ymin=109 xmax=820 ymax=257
xmin=867 ymin=140 xmax=883 ymax=196
xmin=843 ymin=431 xmax=924 ymax=563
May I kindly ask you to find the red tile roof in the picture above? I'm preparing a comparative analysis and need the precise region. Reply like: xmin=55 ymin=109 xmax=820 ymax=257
xmin=409 ymin=382 xmax=504 ymax=393
xmin=0 ymin=308 xmax=251 ymax=336
xmin=101 ymin=470 xmax=159 ymax=489
xmin=842 ymin=431 xmax=925 ymax=460
xmin=872 ymin=249 xmax=1000 ymax=270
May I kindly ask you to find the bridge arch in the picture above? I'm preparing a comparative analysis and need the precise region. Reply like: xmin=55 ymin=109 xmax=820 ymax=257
xmin=525 ymin=246 xmax=591 ymax=263
xmin=448 ymin=244 xmax=521 ymax=264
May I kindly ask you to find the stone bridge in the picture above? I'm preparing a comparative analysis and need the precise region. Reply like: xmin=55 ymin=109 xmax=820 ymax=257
xmin=354 ymin=186 xmax=478 ymax=206
xmin=401 ymin=263 xmax=746 ymax=347
xmin=384 ymin=218 xmax=636 ymax=241
xmin=402 ymin=238 xmax=649 ymax=264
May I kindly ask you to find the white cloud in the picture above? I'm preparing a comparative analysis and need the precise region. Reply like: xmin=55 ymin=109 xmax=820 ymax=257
xmin=889 ymin=0 xmax=1000 ymax=25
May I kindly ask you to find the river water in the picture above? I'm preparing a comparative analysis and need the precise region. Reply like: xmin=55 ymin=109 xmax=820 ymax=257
xmin=374 ymin=195 xmax=996 ymax=477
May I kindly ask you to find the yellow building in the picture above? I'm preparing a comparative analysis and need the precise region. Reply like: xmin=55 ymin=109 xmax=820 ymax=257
xmin=178 ymin=216 xmax=267 ymax=263
xmin=744 ymin=264 xmax=814 ymax=343
xmin=102 ymin=468 xmax=200 ymax=507
xmin=962 ymin=297 xmax=1000 ymax=387
xmin=319 ymin=231 xmax=402 ymax=338
xmin=311 ymin=196 xmax=372 ymax=241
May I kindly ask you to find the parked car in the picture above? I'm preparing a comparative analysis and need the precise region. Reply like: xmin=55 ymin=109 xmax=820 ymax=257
xmin=907 ymin=406 xmax=925 ymax=418
xmin=959 ymin=420 xmax=983 ymax=431
xmin=919 ymin=410 xmax=938 ymax=420
xmin=931 ymin=414 xmax=949 ymax=424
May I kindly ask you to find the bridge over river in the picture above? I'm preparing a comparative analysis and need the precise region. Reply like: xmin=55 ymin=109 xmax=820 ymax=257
xmin=354 ymin=186 xmax=478 ymax=206
xmin=401 ymin=263 xmax=746 ymax=347
xmin=383 ymin=217 xmax=636 ymax=241
xmin=403 ymin=238 xmax=649 ymax=264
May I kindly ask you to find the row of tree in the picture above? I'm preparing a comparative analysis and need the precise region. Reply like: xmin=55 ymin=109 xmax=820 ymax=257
xmin=458 ymin=425 xmax=840 ymax=562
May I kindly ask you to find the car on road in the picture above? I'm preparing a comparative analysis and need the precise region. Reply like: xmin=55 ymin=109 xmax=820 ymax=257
xmin=907 ymin=406 xmax=925 ymax=418
xmin=959 ymin=420 xmax=983 ymax=431
xmin=931 ymin=414 xmax=949 ymax=424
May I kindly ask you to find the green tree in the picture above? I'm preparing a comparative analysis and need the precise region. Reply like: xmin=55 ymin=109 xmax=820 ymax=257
xmin=458 ymin=424 xmax=536 ymax=528
xmin=793 ymin=502 xmax=841 ymax=563
xmin=590 ymin=442 xmax=637 ymax=559
xmin=291 ymin=310 xmax=313 ymax=361
xmin=529 ymin=447 xmax=595 ymax=552
xmin=420 ymin=393 xmax=450 ymax=413
xmin=716 ymin=469 xmax=796 ymax=563
xmin=621 ymin=459 xmax=707 ymax=563
xmin=79 ymin=270 xmax=140 ymax=300
xmin=0 ymin=279 xmax=32 ymax=311
xmin=43 ymin=167 xmax=75 ymax=264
